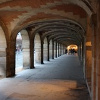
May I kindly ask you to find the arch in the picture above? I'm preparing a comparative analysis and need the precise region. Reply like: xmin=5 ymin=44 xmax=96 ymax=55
xmin=15 ymin=30 xmax=30 ymax=73
xmin=12 ymin=0 xmax=93 ymax=33
xmin=34 ymin=33 xmax=41 ymax=64
xmin=0 ymin=26 xmax=7 ymax=78
xmin=33 ymin=21 xmax=85 ymax=38
xmin=12 ymin=19 xmax=85 ymax=38
xmin=48 ymin=33 xmax=81 ymax=42
xmin=57 ymin=38 xmax=79 ymax=46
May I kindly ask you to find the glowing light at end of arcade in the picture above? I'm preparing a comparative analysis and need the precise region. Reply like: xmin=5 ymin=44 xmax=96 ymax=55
xmin=67 ymin=45 xmax=78 ymax=50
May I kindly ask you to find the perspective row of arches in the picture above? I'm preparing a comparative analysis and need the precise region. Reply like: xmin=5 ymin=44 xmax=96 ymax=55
xmin=0 ymin=28 xmax=80 ymax=78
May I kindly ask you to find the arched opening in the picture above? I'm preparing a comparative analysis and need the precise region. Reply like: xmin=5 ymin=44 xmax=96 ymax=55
xmin=34 ymin=33 xmax=41 ymax=64
xmin=15 ymin=30 xmax=30 ymax=73
xmin=15 ymin=32 xmax=23 ymax=73
xmin=43 ymin=37 xmax=48 ymax=62
xmin=0 ymin=26 xmax=7 ymax=78
xmin=67 ymin=45 xmax=78 ymax=55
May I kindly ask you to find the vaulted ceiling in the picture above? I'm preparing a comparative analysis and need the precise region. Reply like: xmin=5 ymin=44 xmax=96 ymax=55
xmin=0 ymin=0 xmax=95 ymax=46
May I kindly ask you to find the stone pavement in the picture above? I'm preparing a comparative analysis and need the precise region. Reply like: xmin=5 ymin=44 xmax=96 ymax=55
xmin=0 ymin=54 xmax=90 ymax=100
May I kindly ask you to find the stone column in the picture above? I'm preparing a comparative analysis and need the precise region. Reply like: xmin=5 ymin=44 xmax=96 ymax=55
xmin=34 ymin=34 xmax=41 ymax=63
xmin=41 ymin=40 xmax=44 ymax=64
xmin=55 ymin=41 xmax=57 ymax=58
xmin=80 ymin=42 xmax=83 ymax=61
xmin=82 ymin=40 xmax=86 ymax=78
xmin=27 ymin=28 xmax=35 ymax=69
xmin=96 ymin=4 xmax=100 ymax=100
xmin=63 ymin=45 xmax=65 ymax=54
xmin=30 ymin=39 xmax=34 ymax=69
xmin=0 ymin=27 xmax=7 ymax=77
xmin=54 ymin=41 xmax=56 ymax=58
xmin=61 ymin=44 xmax=63 ymax=55
xmin=59 ymin=44 xmax=61 ymax=56
xmin=43 ymin=38 xmax=48 ymax=61
xmin=0 ymin=48 xmax=6 ymax=77
xmin=78 ymin=45 xmax=81 ymax=61
xmin=90 ymin=14 xmax=97 ymax=100
xmin=6 ymin=41 xmax=16 ymax=77
xmin=49 ymin=40 xmax=52 ymax=59
xmin=57 ymin=42 xmax=58 ymax=57
xmin=85 ymin=16 xmax=92 ymax=93
xmin=21 ymin=31 xmax=30 ymax=69
xmin=58 ymin=43 xmax=59 ymax=57
xmin=52 ymin=40 xmax=54 ymax=59
xmin=47 ymin=41 xmax=50 ymax=61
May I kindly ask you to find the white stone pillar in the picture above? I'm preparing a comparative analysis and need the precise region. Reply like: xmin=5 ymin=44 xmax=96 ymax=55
xmin=43 ymin=37 xmax=48 ymax=61
xmin=54 ymin=41 xmax=56 ymax=58
xmin=21 ymin=30 xmax=30 ymax=69
xmin=0 ymin=27 xmax=6 ymax=77
xmin=34 ymin=34 xmax=41 ymax=63
xmin=49 ymin=40 xmax=52 ymax=59
xmin=57 ymin=43 xmax=59 ymax=57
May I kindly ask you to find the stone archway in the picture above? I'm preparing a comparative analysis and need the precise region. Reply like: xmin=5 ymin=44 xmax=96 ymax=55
xmin=15 ymin=30 xmax=30 ymax=73
xmin=0 ymin=26 xmax=7 ymax=78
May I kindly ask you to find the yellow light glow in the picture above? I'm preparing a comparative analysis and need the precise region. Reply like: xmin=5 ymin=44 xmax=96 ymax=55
xmin=67 ymin=45 xmax=78 ymax=51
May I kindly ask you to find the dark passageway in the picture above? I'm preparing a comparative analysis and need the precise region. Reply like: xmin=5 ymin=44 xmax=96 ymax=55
xmin=0 ymin=54 xmax=90 ymax=100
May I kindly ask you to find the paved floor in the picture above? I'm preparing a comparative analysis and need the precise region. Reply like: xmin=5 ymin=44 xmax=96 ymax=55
xmin=0 ymin=54 xmax=90 ymax=100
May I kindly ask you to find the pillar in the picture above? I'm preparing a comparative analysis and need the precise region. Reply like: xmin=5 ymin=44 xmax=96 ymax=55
xmin=43 ymin=37 xmax=48 ymax=61
xmin=41 ymin=40 xmax=44 ymax=64
xmin=95 ymin=3 xmax=100 ymax=100
xmin=34 ymin=34 xmax=41 ymax=63
xmin=47 ymin=41 xmax=50 ymax=61
xmin=6 ymin=41 xmax=16 ymax=77
xmin=21 ymin=30 xmax=30 ymax=69
xmin=55 ymin=41 xmax=57 ymax=58
xmin=90 ymin=14 xmax=97 ymax=100
xmin=58 ymin=43 xmax=59 ymax=57
xmin=49 ymin=40 xmax=52 ymax=59
xmin=85 ymin=16 xmax=92 ymax=93
xmin=0 ymin=26 xmax=7 ymax=77
xmin=30 ymin=38 xmax=34 ymax=68
xmin=54 ymin=41 xmax=56 ymax=58
xmin=52 ymin=40 xmax=54 ymax=59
